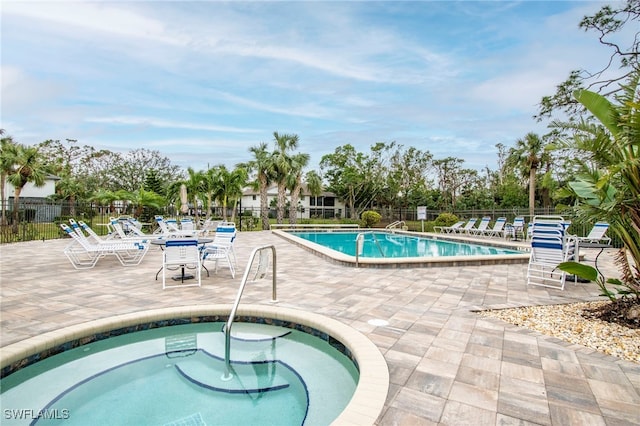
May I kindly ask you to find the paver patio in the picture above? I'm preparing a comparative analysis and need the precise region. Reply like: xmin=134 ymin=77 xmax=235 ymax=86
xmin=1 ymin=231 xmax=638 ymax=425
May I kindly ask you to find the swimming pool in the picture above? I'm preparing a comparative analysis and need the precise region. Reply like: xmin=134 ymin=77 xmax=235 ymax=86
xmin=0 ymin=305 xmax=389 ymax=426
xmin=274 ymin=229 xmax=530 ymax=268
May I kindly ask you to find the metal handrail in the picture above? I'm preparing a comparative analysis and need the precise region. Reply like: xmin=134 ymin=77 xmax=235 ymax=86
xmin=222 ymin=244 xmax=277 ymax=380
xmin=355 ymin=231 xmax=385 ymax=266
xmin=385 ymin=220 xmax=406 ymax=230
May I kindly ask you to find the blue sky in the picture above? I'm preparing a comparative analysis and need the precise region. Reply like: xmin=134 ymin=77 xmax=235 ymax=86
xmin=1 ymin=1 xmax=617 ymax=173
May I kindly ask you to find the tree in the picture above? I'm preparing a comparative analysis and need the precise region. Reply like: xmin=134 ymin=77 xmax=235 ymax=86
xmin=536 ymin=0 xmax=639 ymax=120
xmin=287 ymin=152 xmax=310 ymax=224
xmin=305 ymin=170 xmax=323 ymax=216
xmin=214 ymin=166 xmax=248 ymax=222
xmin=0 ymin=136 xmax=18 ymax=225
xmin=552 ymin=71 xmax=640 ymax=300
xmin=245 ymin=142 xmax=275 ymax=230
xmin=107 ymin=148 xmax=181 ymax=192
xmin=115 ymin=188 xmax=165 ymax=218
xmin=505 ymin=132 xmax=545 ymax=217
xmin=6 ymin=144 xmax=48 ymax=231
xmin=271 ymin=132 xmax=299 ymax=224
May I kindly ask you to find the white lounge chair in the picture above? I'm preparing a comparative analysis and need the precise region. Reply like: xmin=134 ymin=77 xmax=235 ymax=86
xmin=453 ymin=218 xmax=477 ymax=234
xmin=468 ymin=216 xmax=491 ymax=236
xmin=483 ymin=217 xmax=507 ymax=238
xmin=576 ymin=222 xmax=611 ymax=245
xmin=60 ymin=223 xmax=149 ymax=269
xmin=527 ymin=216 xmax=578 ymax=290
xmin=434 ymin=221 xmax=464 ymax=233
xmin=527 ymin=234 xmax=577 ymax=290
xmin=154 ymin=215 xmax=198 ymax=237
xmin=162 ymin=239 xmax=202 ymax=289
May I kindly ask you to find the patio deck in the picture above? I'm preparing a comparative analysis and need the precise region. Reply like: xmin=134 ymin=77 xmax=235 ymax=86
xmin=1 ymin=231 xmax=639 ymax=425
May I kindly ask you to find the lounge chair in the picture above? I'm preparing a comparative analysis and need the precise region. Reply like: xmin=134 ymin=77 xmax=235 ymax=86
xmin=453 ymin=218 xmax=477 ymax=234
xmin=434 ymin=221 xmax=464 ymax=233
xmin=154 ymin=215 xmax=198 ymax=237
xmin=162 ymin=239 xmax=202 ymax=289
xmin=60 ymin=223 xmax=149 ymax=269
xmin=483 ymin=217 xmax=507 ymax=238
xmin=468 ymin=216 xmax=491 ymax=236
xmin=527 ymin=216 xmax=578 ymax=290
xmin=576 ymin=222 xmax=611 ymax=245
xmin=527 ymin=235 xmax=576 ymax=290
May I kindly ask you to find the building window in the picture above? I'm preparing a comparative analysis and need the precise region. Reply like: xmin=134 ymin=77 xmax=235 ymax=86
xmin=252 ymin=195 xmax=256 ymax=200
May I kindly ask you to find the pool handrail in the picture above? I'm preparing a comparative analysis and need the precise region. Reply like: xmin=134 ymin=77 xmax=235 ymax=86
xmin=385 ymin=220 xmax=407 ymax=230
xmin=223 ymin=244 xmax=277 ymax=380
xmin=355 ymin=231 xmax=385 ymax=266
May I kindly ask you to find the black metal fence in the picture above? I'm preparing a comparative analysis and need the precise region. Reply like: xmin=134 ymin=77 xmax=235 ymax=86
xmin=0 ymin=200 xmax=621 ymax=247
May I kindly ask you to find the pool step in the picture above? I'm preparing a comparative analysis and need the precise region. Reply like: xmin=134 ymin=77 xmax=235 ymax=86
xmin=226 ymin=323 xmax=291 ymax=342
xmin=175 ymin=354 xmax=290 ymax=394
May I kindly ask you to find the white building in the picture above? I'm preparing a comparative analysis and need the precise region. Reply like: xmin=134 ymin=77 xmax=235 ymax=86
xmin=239 ymin=185 xmax=346 ymax=219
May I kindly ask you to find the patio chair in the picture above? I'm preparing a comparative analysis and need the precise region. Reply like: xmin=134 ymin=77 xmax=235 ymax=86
xmin=483 ymin=217 xmax=507 ymax=238
xmin=60 ymin=223 xmax=149 ymax=269
xmin=433 ymin=221 xmax=465 ymax=233
xmin=576 ymin=222 xmax=611 ymax=245
xmin=504 ymin=216 xmax=525 ymax=240
xmin=77 ymin=220 xmax=115 ymax=244
xmin=201 ymin=245 xmax=236 ymax=278
xmin=468 ymin=216 xmax=491 ymax=236
xmin=162 ymin=239 xmax=202 ymax=289
xmin=207 ymin=223 xmax=238 ymax=266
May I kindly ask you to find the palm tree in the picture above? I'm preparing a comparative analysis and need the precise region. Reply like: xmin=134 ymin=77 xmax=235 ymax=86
xmin=6 ymin=144 xmax=48 ymax=232
xmin=202 ymin=166 xmax=222 ymax=220
xmin=271 ymin=132 xmax=299 ymax=224
xmin=89 ymin=189 xmax=120 ymax=216
xmin=246 ymin=142 xmax=275 ymax=230
xmin=54 ymin=175 xmax=86 ymax=217
xmin=0 ymin=136 xmax=18 ymax=226
xmin=305 ymin=170 xmax=323 ymax=218
xmin=553 ymin=72 xmax=640 ymax=300
xmin=116 ymin=188 xmax=165 ymax=218
xmin=214 ymin=165 xmax=248 ymax=222
xmin=506 ymin=132 xmax=545 ymax=217
xmin=287 ymin=152 xmax=310 ymax=224
xmin=183 ymin=167 xmax=205 ymax=221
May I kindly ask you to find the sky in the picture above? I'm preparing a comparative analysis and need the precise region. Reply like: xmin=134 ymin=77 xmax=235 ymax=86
xmin=1 ymin=0 xmax=621 ymax=174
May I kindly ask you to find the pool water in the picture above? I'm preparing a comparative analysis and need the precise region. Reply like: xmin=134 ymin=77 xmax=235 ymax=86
xmin=291 ymin=231 xmax=522 ymax=258
xmin=1 ymin=322 xmax=358 ymax=426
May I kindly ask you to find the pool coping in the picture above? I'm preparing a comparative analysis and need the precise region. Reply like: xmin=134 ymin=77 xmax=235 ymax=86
xmin=273 ymin=229 xmax=531 ymax=268
xmin=0 ymin=304 xmax=389 ymax=426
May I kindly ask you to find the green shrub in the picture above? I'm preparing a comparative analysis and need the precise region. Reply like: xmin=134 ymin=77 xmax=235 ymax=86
xmin=360 ymin=210 xmax=381 ymax=228
xmin=433 ymin=213 xmax=459 ymax=228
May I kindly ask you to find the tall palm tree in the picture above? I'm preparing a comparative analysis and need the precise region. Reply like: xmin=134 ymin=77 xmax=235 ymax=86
xmin=271 ymin=132 xmax=299 ymax=224
xmin=287 ymin=152 xmax=310 ymax=224
xmin=55 ymin=175 xmax=86 ymax=217
xmin=506 ymin=132 xmax=545 ymax=217
xmin=6 ymin=144 xmax=48 ymax=232
xmin=246 ymin=142 xmax=275 ymax=230
xmin=0 ymin=136 xmax=18 ymax=226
